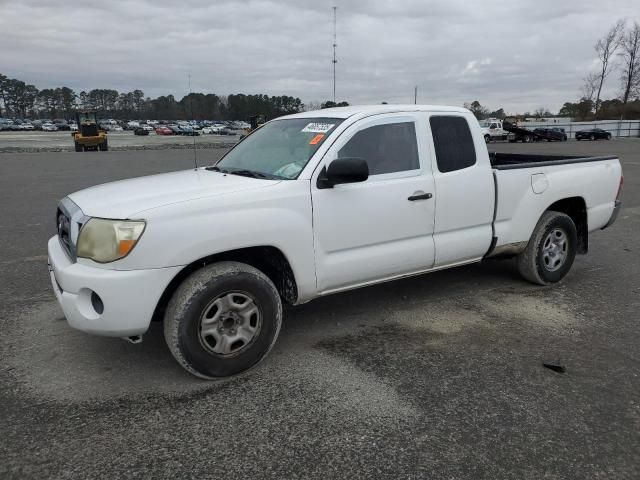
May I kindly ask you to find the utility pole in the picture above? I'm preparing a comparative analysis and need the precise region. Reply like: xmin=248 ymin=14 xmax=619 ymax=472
xmin=414 ymin=85 xmax=417 ymax=104
xmin=332 ymin=6 xmax=337 ymax=104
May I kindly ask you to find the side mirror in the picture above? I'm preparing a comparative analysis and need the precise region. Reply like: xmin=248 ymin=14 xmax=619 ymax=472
xmin=317 ymin=157 xmax=369 ymax=189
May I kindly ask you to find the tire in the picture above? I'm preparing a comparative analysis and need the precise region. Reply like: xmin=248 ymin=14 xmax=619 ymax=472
xmin=517 ymin=211 xmax=578 ymax=285
xmin=606 ymin=134 xmax=611 ymax=140
xmin=484 ymin=134 xmax=491 ymax=144
xmin=99 ymin=139 xmax=108 ymax=151
xmin=75 ymin=142 xmax=82 ymax=152
xmin=164 ymin=261 xmax=283 ymax=379
xmin=589 ymin=134 xmax=595 ymax=141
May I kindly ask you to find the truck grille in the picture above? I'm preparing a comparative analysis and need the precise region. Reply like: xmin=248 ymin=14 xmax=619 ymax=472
xmin=57 ymin=209 xmax=72 ymax=257
xmin=56 ymin=197 xmax=86 ymax=262
xmin=81 ymin=124 xmax=98 ymax=137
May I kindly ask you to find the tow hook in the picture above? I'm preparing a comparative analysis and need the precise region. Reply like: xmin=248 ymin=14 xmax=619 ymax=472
xmin=123 ymin=335 xmax=143 ymax=344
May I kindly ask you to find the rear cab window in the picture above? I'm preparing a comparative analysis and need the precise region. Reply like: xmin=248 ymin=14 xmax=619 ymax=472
xmin=429 ymin=116 xmax=476 ymax=173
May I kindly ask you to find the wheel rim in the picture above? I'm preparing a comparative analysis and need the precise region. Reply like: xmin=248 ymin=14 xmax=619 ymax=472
xmin=198 ymin=291 xmax=262 ymax=357
xmin=541 ymin=228 xmax=568 ymax=272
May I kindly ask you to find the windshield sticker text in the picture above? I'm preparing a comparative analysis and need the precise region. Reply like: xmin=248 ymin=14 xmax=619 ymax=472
xmin=301 ymin=123 xmax=335 ymax=133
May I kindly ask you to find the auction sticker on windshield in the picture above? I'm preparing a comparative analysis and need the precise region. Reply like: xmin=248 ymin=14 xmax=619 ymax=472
xmin=301 ymin=122 xmax=335 ymax=133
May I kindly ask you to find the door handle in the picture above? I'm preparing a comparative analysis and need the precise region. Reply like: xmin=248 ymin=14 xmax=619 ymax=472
xmin=408 ymin=192 xmax=433 ymax=201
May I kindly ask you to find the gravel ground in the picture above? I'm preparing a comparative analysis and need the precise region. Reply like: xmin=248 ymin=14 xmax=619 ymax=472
xmin=1 ymin=139 xmax=639 ymax=479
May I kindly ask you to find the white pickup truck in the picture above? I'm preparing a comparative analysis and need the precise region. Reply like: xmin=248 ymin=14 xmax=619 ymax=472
xmin=48 ymin=105 xmax=623 ymax=379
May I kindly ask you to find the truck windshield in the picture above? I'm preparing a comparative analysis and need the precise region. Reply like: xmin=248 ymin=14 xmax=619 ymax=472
xmin=214 ymin=117 xmax=343 ymax=179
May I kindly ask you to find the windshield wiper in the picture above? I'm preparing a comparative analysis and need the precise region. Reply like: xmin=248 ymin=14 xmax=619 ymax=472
xmin=206 ymin=166 xmax=284 ymax=180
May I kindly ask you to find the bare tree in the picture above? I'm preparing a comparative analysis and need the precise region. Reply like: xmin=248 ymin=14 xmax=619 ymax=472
xmin=593 ymin=20 xmax=625 ymax=115
xmin=581 ymin=72 xmax=600 ymax=102
xmin=619 ymin=21 xmax=640 ymax=105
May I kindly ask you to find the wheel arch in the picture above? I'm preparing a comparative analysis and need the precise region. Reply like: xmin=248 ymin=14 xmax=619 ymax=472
xmin=546 ymin=196 xmax=588 ymax=254
xmin=152 ymin=246 xmax=298 ymax=323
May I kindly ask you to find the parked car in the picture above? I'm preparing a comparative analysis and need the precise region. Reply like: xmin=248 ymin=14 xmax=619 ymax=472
xmin=155 ymin=126 xmax=173 ymax=135
xmin=576 ymin=128 xmax=611 ymax=141
xmin=133 ymin=127 xmax=150 ymax=136
xmin=551 ymin=127 xmax=568 ymax=141
xmin=180 ymin=126 xmax=200 ymax=136
xmin=533 ymin=128 xmax=567 ymax=142
xmin=54 ymin=122 xmax=71 ymax=131
xmin=220 ymin=126 xmax=237 ymax=135
xmin=47 ymin=105 xmax=623 ymax=379
xmin=19 ymin=123 xmax=35 ymax=131
xmin=41 ymin=123 xmax=58 ymax=131
xmin=168 ymin=125 xmax=183 ymax=135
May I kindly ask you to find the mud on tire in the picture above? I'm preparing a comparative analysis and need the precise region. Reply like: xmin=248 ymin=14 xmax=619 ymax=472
xmin=517 ymin=211 xmax=578 ymax=285
xmin=164 ymin=261 xmax=283 ymax=379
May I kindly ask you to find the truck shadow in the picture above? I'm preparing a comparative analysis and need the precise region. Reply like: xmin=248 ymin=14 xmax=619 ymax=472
xmin=11 ymin=259 xmax=529 ymax=403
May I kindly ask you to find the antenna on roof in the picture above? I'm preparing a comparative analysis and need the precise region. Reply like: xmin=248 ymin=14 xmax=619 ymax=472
xmin=332 ymin=6 xmax=337 ymax=104
xmin=189 ymin=73 xmax=198 ymax=170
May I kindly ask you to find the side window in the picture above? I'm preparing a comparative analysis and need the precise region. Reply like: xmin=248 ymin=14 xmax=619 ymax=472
xmin=338 ymin=122 xmax=419 ymax=175
xmin=490 ymin=123 xmax=497 ymax=129
xmin=429 ymin=116 xmax=476 ymax=173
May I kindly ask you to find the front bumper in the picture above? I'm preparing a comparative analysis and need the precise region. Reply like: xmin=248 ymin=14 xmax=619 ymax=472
xmin=48 ymin=236 xmax=182 ymax=337
xmin=602 ymin=200 xmax=621 ymax=230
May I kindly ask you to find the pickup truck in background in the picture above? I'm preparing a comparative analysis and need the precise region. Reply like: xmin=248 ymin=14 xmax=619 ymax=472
xmin=48 ymin=105 xmax=623 ymax=379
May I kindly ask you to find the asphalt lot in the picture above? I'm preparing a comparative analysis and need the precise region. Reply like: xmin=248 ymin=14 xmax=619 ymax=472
xmin=0 ymin=130 xmax=238 ymax=152
xmin=1 ymin=139 xmax=639 ymax=479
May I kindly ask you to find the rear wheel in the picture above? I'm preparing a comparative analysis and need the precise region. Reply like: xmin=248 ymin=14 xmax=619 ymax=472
xmin=74 ymin=142 xmax=82 ymax=152
xmin=589 ymin=134 xmax=595 ymax=141
xmin=484 ymin=134 xmax=491 ymax=144
xmin=164 ymin=261 xmax=283 ymax=379
xmin=99 ymin=139 xmax=108 ymax=151
xmin=517 ymin=211 xmax=577 ymax=285
xmin=606 ymin=134 xmax=612 ymax=140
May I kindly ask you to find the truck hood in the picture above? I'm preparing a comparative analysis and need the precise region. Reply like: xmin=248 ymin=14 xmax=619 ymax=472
xmin=68 ymin=168 xmax=281 ymax=218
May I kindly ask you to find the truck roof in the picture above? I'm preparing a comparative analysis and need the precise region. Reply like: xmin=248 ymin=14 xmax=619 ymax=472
xmin=283 ymin=104 xmax=470 ymax=120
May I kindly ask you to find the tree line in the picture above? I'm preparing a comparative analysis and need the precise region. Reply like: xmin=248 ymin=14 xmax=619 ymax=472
xmin=0 ymin=75 xmax=306 ymax=121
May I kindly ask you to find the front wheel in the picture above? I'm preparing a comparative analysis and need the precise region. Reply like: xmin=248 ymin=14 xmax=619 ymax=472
xmin=484 ymin=134 xmax=491 ymax=144
xmin=517 ymin=211 xmax=577 ymax=285
xmin=164 ymin=261 xmax=283 ymax=379
xmin=606 ymin=134 xmax=612 ymax=140
xmin=590 ymin=134 xmax=595 ymax=141
xmin=74 ymin=142 xmax=82 ymax=152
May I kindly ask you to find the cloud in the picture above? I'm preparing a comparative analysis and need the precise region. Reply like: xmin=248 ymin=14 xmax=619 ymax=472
xmin=0 ymin=0 xmax=638 ymax=113
xmin=462 ymin=58 xmax=492 ymax=76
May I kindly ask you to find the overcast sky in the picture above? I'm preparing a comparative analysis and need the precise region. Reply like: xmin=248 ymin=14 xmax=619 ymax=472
xmin=1 ymin=0 xmax=638 ymax=113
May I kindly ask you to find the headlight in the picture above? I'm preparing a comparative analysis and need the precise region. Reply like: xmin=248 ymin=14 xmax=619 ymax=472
xmin=77 ymin=218 xmax=146 ymax=263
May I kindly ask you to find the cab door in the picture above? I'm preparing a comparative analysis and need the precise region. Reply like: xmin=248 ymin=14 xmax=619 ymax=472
xmin=427 ymin=113 xmax=494 ymax=266
xmin=311 ymin=113 xmax=436 ymax=293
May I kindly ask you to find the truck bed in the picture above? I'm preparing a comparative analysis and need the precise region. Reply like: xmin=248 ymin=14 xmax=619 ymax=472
xmin=489 ymin=152 xmax=618 ymax=170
